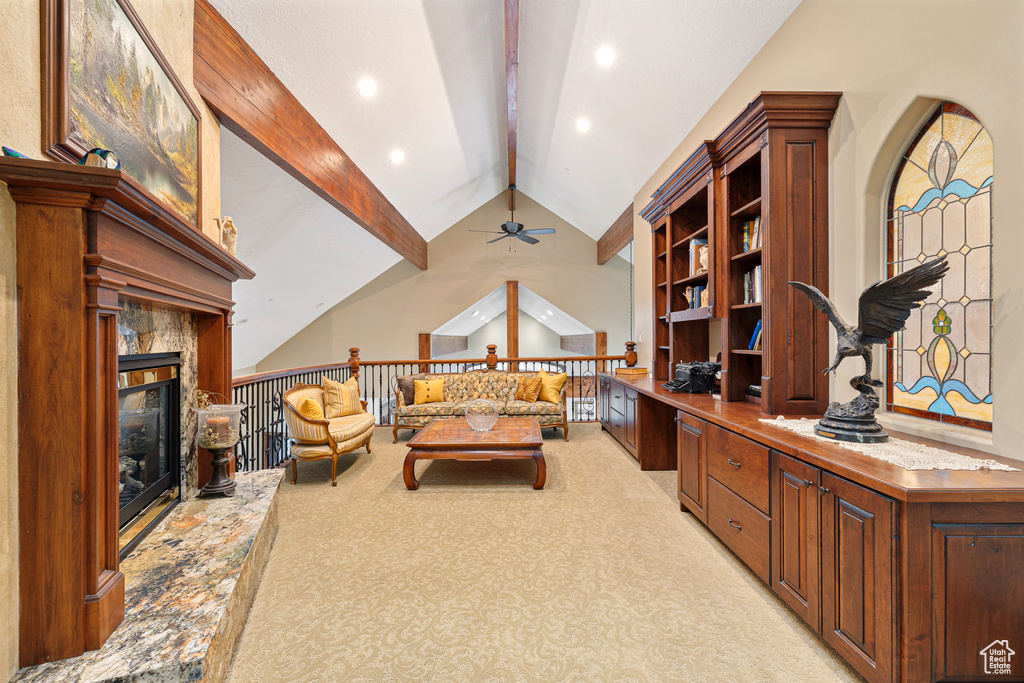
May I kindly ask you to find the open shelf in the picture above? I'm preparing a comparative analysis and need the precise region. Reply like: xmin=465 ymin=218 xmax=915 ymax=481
xmin=730 ymin=196 xmax=762 ymax=218
xmin=731 ymin=302 xmax=762 ymax=311
xmin=657 ymin=251 xmax=667 ymax=259
xmin=673 ymin=271 xmax=709 ymax=287
xmin=656 ymin=281 xmax=668 ymax=288
xmin=672 ymin=224 xmax=709 ymax=248
xmin=730 ymin=247 xmax=762 ymax=263
xmin=731 ymin=349 xmax=763 ymax=356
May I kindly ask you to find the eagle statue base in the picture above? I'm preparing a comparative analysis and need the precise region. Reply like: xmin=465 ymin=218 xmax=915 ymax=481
xmin=814 ymin=377 xmax=889 ymax=444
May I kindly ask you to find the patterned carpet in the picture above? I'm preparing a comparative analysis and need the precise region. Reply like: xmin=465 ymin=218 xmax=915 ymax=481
xmin=227 ymin=424 xmax=861 ymax=682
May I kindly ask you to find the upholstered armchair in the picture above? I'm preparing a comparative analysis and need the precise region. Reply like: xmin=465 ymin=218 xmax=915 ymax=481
xmin=282 ymin=382 xmax=375 ymax=486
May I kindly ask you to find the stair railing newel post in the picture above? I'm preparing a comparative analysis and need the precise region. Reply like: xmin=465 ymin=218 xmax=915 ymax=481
xmin=625 ymin=341 xmax=637 ymax=367
xmin=486 ymin=345 xmax=498 ymax=371
xmin=348 ymin=347 xmax=360 ymax=380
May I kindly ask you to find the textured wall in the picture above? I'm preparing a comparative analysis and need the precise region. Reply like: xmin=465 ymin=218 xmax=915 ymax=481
xmin=0 ymin=0 xmax=223 ymax=674
xmin=254 ymin=191 xmax=632 ymax=370
xmin=632 ymin=0 xmax=1024 ymax=458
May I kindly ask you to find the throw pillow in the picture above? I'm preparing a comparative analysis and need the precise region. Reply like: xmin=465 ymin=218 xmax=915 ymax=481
xmin=323 ymin=376 xmax=362 ymax=417
xmin=537 ymin=369 xmax=567 ymax=404
xmin=414 ymin=378 xmax=445 ymax=404
xmin=297 ymin=396 xmax=324 ymax=421
xmin=396 ymin=373 xmax=426 ymax=405
xmin=515 ymin=376 xmax=542 ymax=403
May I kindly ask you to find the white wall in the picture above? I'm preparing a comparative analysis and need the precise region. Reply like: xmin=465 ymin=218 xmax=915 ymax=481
xmin=632 ymin=0 xmax=1024 ymax=458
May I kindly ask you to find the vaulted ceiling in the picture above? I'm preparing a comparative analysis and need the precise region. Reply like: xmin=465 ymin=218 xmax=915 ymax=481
xmin=216 ymin=0 xmax=801 ymax=369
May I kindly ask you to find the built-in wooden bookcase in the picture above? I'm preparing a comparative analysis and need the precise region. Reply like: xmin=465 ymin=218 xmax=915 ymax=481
xmin=652 ymin=217 xmax=671 ymax=380
xmin=642 ymin=92 xmax=840 ymax=413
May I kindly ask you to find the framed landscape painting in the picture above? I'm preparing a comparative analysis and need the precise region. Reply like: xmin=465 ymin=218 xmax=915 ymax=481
xmin=43 ymin=0 xmax=202 ymax=227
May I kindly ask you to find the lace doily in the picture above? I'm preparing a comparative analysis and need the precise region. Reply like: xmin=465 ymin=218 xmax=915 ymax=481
xmin=761 ymin=417 xmax=1019 ymax=472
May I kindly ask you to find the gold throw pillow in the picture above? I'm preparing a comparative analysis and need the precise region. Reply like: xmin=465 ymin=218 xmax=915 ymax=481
xmin=414 ymin=378 xmax=445 ymax=404
xmin=515 ymin=376 xmax=542 ymax=403
xmin=297 ymin=396 xmax=324 ymax=421
xmin=323 ymin=376 xmax=362 ymax=418
xmin=537 ymin=369 xmax=567 ymax=404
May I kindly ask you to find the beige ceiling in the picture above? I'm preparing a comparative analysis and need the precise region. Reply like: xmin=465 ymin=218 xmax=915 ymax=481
xmin=216 ymin=0 xmax=801 ymax=369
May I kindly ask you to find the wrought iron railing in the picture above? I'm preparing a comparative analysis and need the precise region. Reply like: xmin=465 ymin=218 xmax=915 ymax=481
xmin=231 ymin=344 xmax=637 ymax=472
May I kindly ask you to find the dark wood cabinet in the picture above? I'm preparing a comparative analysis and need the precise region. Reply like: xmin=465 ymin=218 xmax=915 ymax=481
xmin=771 ymin=452 xmax=820 ymax=630
xmin=708 ymin=477 xmax=771 ymax=583
xmin=706 ymin=424 xmax=770 ymax=515
xmin=676 ymin=411 xmax=707 ymax=523
xmin=624 ymin=388 xmax=638 ymax=452
xmin=929 ymin=521 xmax=1024 ymax=680
xmin=599 ymin=378 xmax=610 ymax=426
xmin=821 ymin=473 xmax=895 ymax=683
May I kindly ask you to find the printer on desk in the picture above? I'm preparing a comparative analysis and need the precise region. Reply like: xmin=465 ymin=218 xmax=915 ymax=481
xmin=662 ymin=361 xmax=721 ymax=393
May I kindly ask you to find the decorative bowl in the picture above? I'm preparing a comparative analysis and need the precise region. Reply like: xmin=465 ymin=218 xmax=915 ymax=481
xmin=465 ymin=398 xmax=499 ymax=431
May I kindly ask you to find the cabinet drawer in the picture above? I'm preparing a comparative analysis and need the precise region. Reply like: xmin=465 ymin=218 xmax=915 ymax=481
xmin=708 ymin=477 xmax=771 ymax=583
xmin=707 ymin=424 xmax=770 ymax=514
xmin=609 ymin=383 xmax=625 ymax=416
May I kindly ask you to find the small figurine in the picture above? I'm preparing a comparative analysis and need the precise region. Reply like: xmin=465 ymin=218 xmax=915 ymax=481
xmin=789 ymin=255 xmax=949 ymax=443
xmin=215 ymin=216 xmax=237 ymax=256
xmin=698 ymin=244 xmax=709 ymax=274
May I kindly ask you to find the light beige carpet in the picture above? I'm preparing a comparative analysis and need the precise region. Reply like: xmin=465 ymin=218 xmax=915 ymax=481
xmin=228 ymin=424 xmax=861 ymax=682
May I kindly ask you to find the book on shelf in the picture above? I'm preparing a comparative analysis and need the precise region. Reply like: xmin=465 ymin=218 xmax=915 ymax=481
xmin=615 ymin=367 xmax=648 ymax=377
xmin=686 ymin=285 xmax=705 ymax=310
xmin=742 ymin=264 xmax=763 ymax=304
xmin=689 ymin=238 xmax=708 ymax=276
xmin=750 ymin=216 xmax=761 ymax=249
xmin=747 ymin=319 xmax=763 ymax=349
xmin=746 ymin=384 xmax=762 ymax=398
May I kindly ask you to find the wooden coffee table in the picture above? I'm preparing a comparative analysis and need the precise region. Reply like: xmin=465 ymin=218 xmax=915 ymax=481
xmin=403 ymin=417 xmax=545 ymax=490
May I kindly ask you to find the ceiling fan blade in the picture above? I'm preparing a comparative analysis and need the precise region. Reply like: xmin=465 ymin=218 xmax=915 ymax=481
xmin=487 ymin=235 xmax=509 ymax=244
xmin=521 ymin=228 xmax=555 ymax=235
xmin=515 ymin=233 xmax=540 ymax=245
xmin=469 ymin=230 xmax=506 ymax=234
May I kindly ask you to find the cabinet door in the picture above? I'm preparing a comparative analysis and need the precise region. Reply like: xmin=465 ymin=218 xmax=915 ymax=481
xmin=599 ymin=380 xmax=610 ymax=426
xmin=820 ymin=473 xmax=895 ymax=683
xmin=676 ymin=412 xmax=707 ymax=523
xmin=624 ymin=389 xmax=638 ymax=452
xmin=771 ymin=452 xmax=819 ymax=629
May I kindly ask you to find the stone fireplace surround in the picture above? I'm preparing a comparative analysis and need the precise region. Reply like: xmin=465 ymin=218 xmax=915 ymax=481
xmin=0 ymin=158 xmax=254 ymax=666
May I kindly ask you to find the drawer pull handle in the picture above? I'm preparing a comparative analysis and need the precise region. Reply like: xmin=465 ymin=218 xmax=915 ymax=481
xmin=727 ymin=519 xmax=742 ymax=530
xmin=819 ymin=486 xmax=830 ymax=495
xmin=727 ymin=458 xmax=742 ymax=468
xmin=803 ymin=479 xmax=812 ymax=487
xmin=614 ymin=395 xmax=621 ymax=399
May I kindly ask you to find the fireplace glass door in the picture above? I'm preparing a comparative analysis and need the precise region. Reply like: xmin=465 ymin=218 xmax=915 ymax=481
xmin=117 ymin=355 xmax=181 ymax=534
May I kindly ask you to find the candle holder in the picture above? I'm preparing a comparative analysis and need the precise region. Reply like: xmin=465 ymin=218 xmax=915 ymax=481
xmin=195 ymin=403 xmax=244 ymax=497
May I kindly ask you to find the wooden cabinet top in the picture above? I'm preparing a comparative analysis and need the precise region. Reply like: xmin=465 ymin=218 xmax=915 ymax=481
xmin=600 ymin=373 xmax=1024 ymax=502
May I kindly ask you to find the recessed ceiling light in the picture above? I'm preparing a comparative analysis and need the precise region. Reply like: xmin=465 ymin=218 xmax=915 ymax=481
xmin=546 ymin=310 xmax=553 ymax=315
xmin=390 ymin=149 xmax=404 ymax=163
xmin=596 ymin=46 xmax=615 ymax=67
xmin=576 ymin=118 xmax=590 ymax=132
xmin=358 ymin=78 xmax=376 ymax=97
xmin=472 ymin=311 xmax=480 ymax=316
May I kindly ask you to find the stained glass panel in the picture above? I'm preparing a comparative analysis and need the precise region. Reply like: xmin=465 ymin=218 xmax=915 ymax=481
xmin=887 ymin=103 xmax=992 ymax=430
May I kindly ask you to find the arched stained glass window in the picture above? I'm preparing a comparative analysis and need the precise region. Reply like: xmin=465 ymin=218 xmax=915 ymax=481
xmin=886 ymin=102 xmax=992 ymax=431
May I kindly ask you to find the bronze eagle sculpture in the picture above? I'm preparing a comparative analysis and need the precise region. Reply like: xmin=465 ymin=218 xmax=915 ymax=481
xmin=787 ymin=256 xmax=949 ymax=443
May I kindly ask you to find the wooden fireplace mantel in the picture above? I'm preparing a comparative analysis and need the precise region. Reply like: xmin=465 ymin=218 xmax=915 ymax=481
xmin=0 ymin=158 xmax=254 ymax=665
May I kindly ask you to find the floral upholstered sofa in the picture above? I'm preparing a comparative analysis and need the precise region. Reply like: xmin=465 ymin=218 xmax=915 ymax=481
xmin=392 ymin=370 xmax=568 ymax=442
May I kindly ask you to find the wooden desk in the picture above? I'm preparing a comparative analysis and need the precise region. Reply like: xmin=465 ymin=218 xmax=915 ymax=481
xmin=598 ymin=373 xmax=1024 ymax=683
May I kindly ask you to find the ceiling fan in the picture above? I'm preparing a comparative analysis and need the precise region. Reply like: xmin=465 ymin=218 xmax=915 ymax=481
xmin=471 ymin=185 xmax=556 ymax=246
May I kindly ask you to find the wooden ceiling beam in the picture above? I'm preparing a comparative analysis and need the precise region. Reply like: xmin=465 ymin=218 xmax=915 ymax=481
xmin=193 ymin=0 xmax=427 ymax=269
xmin=505 ymin=0 xmax=519 ymax=211
xmin=597 ymin=204 xmax=634 ymax=265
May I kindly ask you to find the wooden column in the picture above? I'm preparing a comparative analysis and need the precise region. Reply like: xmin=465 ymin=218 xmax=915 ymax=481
xmin=198 ymin=312 xmax=233 ymax=485
xmin=506 ymin=281 xmax=519 ymax=371
xmin=418 ymin=333 xmax=431 ymax=373
xmin=596 ymin=332 xmax=607 ymax=372
xmin=14 ymin=195 xmax=126 ymax=662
